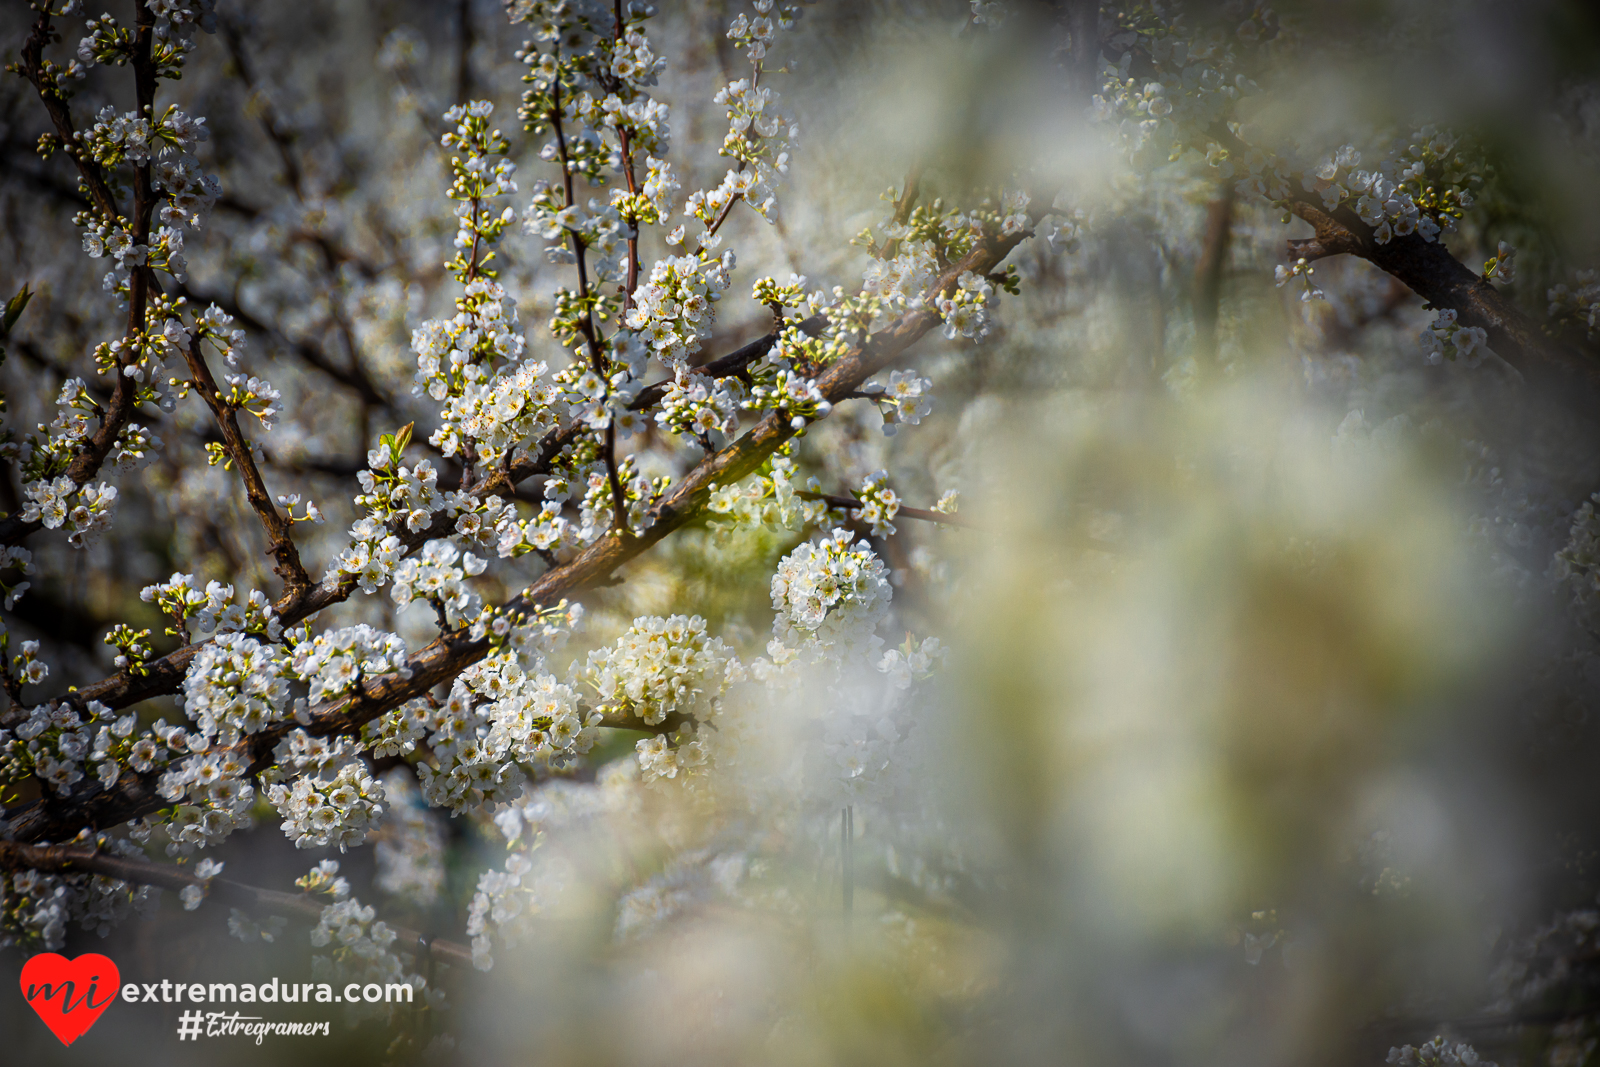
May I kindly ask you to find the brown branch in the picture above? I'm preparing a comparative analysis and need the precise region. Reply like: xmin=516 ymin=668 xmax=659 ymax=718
xmin=179 ymin=333 xmax=312 ymax=602
xmin=548 ymin=70 xmax=628 ymax=526
xmin=1 ymin=319 xmax=800 ymax=731
xmin=3 ymin=228 xmax=1032 ymax=845
xmin=16 ymin=8 xmax=119 ymax=224
xmin=873 ymin=164 xmax=923 ymax=260
xmin=1284 ymin=194 xmax=1600 ymax=402
xmin=796 ymin=491 xmax=974 ymax=529
xmin=0 ymin=4 xmax=157 ymax=549
xmin=1200 ymin=125 xmax=1600 ymax=405
xmin=177 ymin=283 xmax=394 ymax=410
xmin=0 ymin=840 xmax=472 ymax=967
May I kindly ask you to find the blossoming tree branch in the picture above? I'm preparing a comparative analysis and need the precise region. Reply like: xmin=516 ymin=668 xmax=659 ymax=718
xmin=0 ymin=0 xmax=1028 ymax=986
xmin=1 ymin=1 xmax=1598 ymax=1060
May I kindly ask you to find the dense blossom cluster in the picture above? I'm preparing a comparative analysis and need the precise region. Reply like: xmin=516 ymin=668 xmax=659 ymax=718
xmin=579 ymin=614 xmax=736 ymax=733
xmin=179 ymin=632 xmax=290 ymax=743
xmin=288 ymin=625 xmax=410 ymax=708
xmin=302 ymin=861 xmax=433 ymax=1020
xmin=265 ymin=756 xmax=386 ymax=851
xmin=390 ymin=540 xmax=489 ymax=631
xmin=770 ymin=528 xmax=893 ymax=654
xmin=1549 ymin=269 xmax=1600 ymax=340
xmin=1386 ymin=1039 xmax=1496 ymax=1067
xmin=373 ymin=772 xmax=446 ymax=908
xmin=411 ymin=652 xmax=595 ymax=814
xmin=1419 ymin=308 xmax=1491 ymax=367
xmin=706 ymin=453 xmax=828 ymax=531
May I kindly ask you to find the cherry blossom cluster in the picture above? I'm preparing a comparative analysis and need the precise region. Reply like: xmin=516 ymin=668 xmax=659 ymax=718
xmin=111 ymin=422 xmax=162 ymax=472
xmin=694 ymin=1 xmax=804 ymax=236
xmin=866 ymin=369 xmax=934 ymax=437
xmin=353 ymin=442 xmax=445 ymax=536
xmin=265 ymin=756 xmax=386 ymax=851
xmin=938 ymin=270 xmax=995 ymax=341
xmin=303 ymin=864 xmax=432 ymax=1020
xmin=863 ymin=243 xmax=939 ymax=307
xmin=412 ymin=103 xmax=541 ymax=472
xmin=852 ymin=470 xmax=901 ymax=537
xmin=623 ymin=251 xmax=736 ymax=370
xmin=390 ymin=539 xmax=489 ymax=631
xmin=573 ymin=452 xmax=664 ymax=540
xmin=75 ymin=104 xmax=217 ymax=283
xmin=217 ymin=373 xmax=281 ymax=431
xmin=408 ymin=685 xmax=512 ymax=813
xmin=103 ymin=623 xmax=154 ymax=675
xmin=178 ymin=633 xmax=291 ymax=744
xmin=465 ymin=849 xmax=535 ymax=971
xmin=876 ymin=636 xmax=947 ymax=692
xmin=1554 ymin=492 xmax=1600 ymax=616
xmin=153 ymin=724 xmax=254 ymax=855
xmin=855 ymin=192 xmax=1022 ymax=338
xmin=0 ymin=699 xmax=113 ymax=795
xmin=2 ymin=0 xmax=228 ymax=576
xmin=707 ymin=453 xmax=828 ymax=531
xmin=526 ymin=183 xmax=629 ymax=275
xmin=142 ymin=573 xmax=281 ymax=640
xmin=744 ymin=352 xmax=833 ymax=431
xmin=1419 ymin=308 xmax=1490 ymax=367
xmin=1274 ymin=257 xmax=1323 ymax=302
xmin=411 ymin=279 xmax=529 ymax=406
xmin=440 ymin=358 xmax=559 ymax=468
xmin=372 ymin=772 xmax=446 ymax=908
xmin=18 ymin=476 xmax=117 ymax=549
xmin=1309 ymin=133 xmax=1472 ymax=245
xmin=0 ymin=831 xmax=160 ymax=952
xmin=654 ymin=366 xmax=746 ymax=447
xmin=692 ymin=81 xmax=793 ymax=232
xmin=577 ymin=614 xmax=735 ymax=729
xmin=11 ymin=639 xmax=50 ymax=689
xmin=440 ymin=102 xmax=519 ymax=279
xmin=414 ymin=652 xmax=592 ymax=814
xmin=1386 ymin=1039 xmax=1496 ymax=1067
xmin=176 ymin=857 xmax=224 ymax=910
xmin=336 ymin=519 xmax=410 ymax=596
xmin=770 ymin=528 xmax=893 ymax=655
xmin=1094 ymin=14 xmax=1266 ymax=173
xmin=287 ymin=624 xmax=411 ymax=708
xmin=1548 ymin=269 xmax=1600 ymax=340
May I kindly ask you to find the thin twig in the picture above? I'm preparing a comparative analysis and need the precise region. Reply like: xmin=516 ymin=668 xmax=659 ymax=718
xmin=796 ymin=491 xmax=973 ymax=529
xmin=0 ymin=7 xmax=154 ymax=548
xmin=0 ymin=840 xmax=473 ymax=967
xmin=179 ymin=335 xmax=313 ymax=601
xmin=549 ymin=65 xmax=630 ymax=527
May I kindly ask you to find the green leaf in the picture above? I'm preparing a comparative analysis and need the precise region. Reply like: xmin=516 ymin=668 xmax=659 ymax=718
xmin=1 ymin=284 xmax=32 ymax=336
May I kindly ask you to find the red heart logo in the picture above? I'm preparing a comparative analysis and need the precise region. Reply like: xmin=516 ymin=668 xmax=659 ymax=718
xmin=19 ymin=952 xmax=121 ymax=1046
